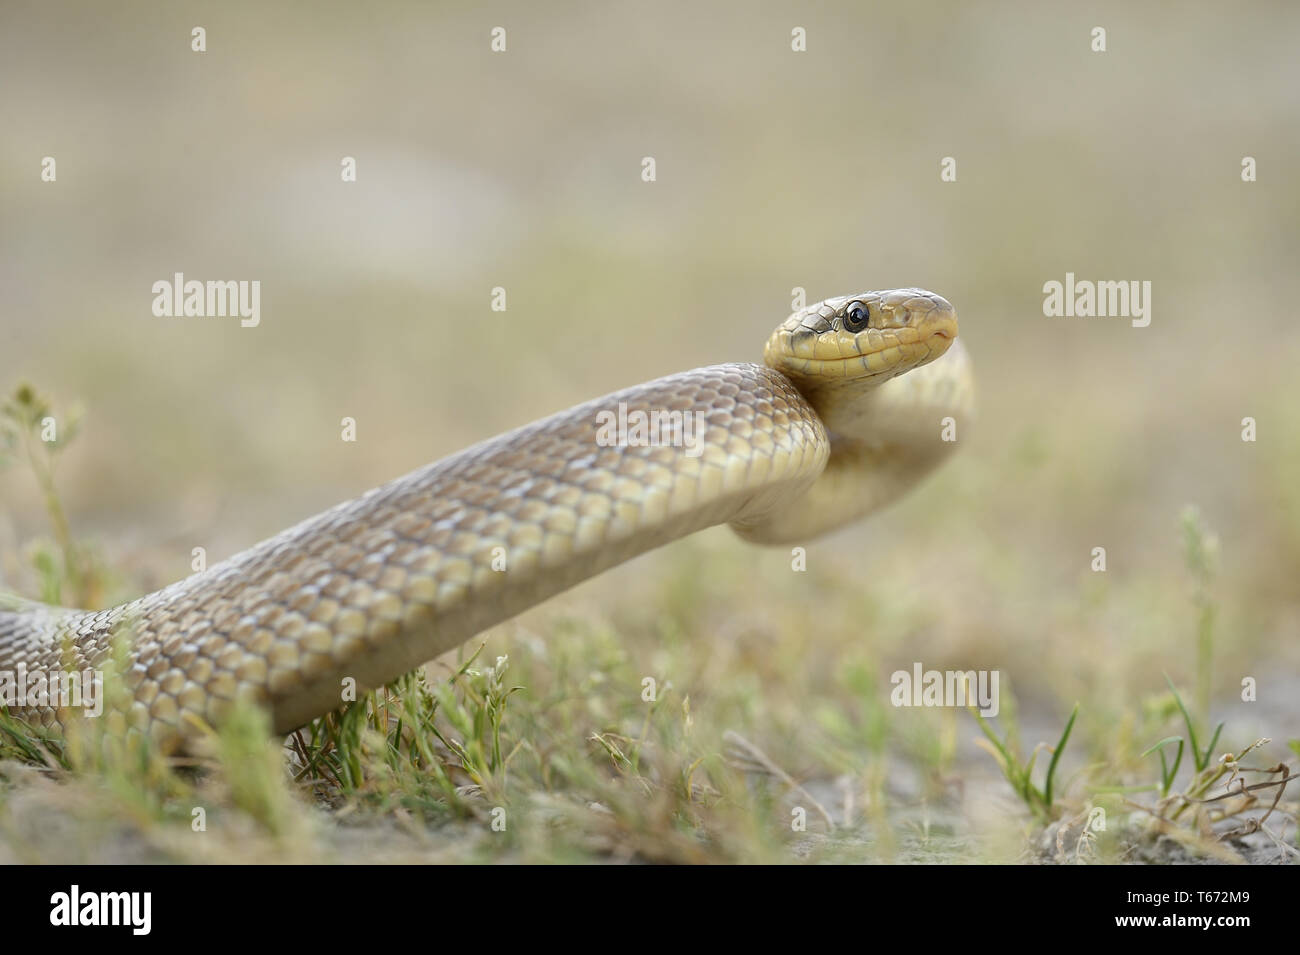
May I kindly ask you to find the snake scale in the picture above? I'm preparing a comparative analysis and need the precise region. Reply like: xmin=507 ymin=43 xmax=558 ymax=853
xmin=0 ymin=289 xmax=973 ymax=751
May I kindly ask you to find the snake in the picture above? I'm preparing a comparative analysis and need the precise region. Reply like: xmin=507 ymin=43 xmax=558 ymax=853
xmin=0 ymin=289 xmax=973 ymax=751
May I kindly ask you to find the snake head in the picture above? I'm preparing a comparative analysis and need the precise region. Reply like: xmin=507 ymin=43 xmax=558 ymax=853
xmin=764 ymin=288 xmax=957 ymax=389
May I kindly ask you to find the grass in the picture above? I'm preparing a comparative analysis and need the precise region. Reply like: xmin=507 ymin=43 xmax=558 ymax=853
xmin=0 ymin=381 xmax=1297 ymax=863
xmin=973 ymin=698 xmax=1078 ymax=823
xmin=0 ymin=384 xmax=102 ymax=607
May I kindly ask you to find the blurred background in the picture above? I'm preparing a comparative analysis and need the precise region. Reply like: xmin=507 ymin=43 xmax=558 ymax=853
xmin=1 ymin=0 xmax=1298 ymax=858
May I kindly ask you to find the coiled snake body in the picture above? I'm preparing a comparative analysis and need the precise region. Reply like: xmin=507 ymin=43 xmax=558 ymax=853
xmin=0 ymin=290 xmax=973 ymax=749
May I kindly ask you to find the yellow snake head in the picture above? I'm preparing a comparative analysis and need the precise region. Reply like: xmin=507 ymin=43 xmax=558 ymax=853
xmin=763 ymin=288 xmax=957 ymax=391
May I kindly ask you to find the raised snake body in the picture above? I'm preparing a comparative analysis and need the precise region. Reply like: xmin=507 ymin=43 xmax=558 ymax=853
xmin=0 ymin=290 xmax=973 ymax=749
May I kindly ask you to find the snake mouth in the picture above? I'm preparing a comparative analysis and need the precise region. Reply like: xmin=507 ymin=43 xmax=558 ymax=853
xmin=776 ymin=322 xmax=957 ymax=381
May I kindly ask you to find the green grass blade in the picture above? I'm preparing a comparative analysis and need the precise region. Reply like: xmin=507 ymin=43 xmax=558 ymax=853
xmin=1043 ymin=703 xmax=1078 ymax=810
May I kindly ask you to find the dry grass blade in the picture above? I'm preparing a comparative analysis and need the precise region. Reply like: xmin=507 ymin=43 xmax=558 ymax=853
xmin=723 ymin=730 xmax=835 ymax=831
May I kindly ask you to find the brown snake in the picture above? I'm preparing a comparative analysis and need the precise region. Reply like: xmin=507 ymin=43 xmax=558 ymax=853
xmin=0 ymin=290 xmax=973 ymax=750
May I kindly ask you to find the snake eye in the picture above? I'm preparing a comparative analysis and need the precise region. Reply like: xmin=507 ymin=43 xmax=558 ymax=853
xmin=843 ymin=303 xmax=870 ymax=332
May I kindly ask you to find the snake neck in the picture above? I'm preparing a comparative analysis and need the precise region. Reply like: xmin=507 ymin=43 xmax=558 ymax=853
xmin=732 ymin=340 xmax=974 ymax=544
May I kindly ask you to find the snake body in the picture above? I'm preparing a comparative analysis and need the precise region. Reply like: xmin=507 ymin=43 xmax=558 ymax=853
xmin=0 ymin=290 xmax=973 ymax=749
